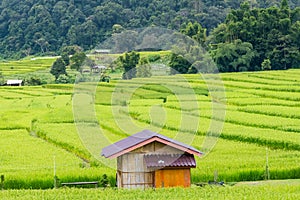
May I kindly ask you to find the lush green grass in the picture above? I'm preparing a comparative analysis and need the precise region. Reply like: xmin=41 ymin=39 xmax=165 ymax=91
xmin=0 ymin=67 xmax=299 ymax=192
xmin=0 ymin=130 xmax=112 ymax=189
xmin=1 ymin=181 xmax=300 ymax=200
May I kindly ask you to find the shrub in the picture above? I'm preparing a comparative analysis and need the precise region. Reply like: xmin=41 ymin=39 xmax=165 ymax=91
xmin=56 ymin=74 xmax=70 ymax=84
xmin=24 ymin=76 xmax=42 ymax=86
xmin=99 ymin=174 xmax=109 ymax=188
xmin=148 ymin=54 xmax=161 ymax=62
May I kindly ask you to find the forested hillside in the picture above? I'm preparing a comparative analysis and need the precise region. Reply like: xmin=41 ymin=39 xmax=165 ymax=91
xmin=0 ymin=0 xmax=299 ymax=59
xmin=209 ymin=1 xmax=300 ymax=71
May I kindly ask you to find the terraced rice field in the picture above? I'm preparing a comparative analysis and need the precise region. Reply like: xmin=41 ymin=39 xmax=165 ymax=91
xmin=0 ymin=69 xmax=299 ymax=190
xmin=0 ymin=57 xmax=55 ymax=76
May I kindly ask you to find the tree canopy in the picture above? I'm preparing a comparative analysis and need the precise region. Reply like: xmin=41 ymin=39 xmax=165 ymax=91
xmin=50 ymin=58 xmax=67 ymax=80
xmin=120 ymin=51 xmax=140 ymax=80
xmin=1 ymin=0 xmax=299 ymax=59
xmin=208 ymin=1 xmax=300 ymax=71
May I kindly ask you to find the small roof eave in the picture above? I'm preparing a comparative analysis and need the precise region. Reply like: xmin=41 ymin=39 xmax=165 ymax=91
xmin=144 ymin=154 xmax=197 ymax=168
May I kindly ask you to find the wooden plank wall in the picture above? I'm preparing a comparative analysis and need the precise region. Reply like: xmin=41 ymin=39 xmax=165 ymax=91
xmin=155 ymin=169 xmax=191 ymax=188
xmin=117 ymin=153 xmax=154 ymax=189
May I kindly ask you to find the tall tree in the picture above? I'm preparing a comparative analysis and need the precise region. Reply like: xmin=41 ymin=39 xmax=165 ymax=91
xmin=50 ymin=58 xmax=67 ymax=80
xmin=180 ymin=21 xmax=207 ymax=47
xmin=120 ymin=51 xmax=140 ymax=80
xmin=211 ymin=39 xmax=256 ymax=72
xmin=70 ymin=52 xmax=87 ymax=71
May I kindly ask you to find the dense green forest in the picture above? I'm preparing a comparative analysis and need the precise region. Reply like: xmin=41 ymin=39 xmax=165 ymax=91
xmin=0 ymin=0 xmax=299 ymax=72
xmin=206 ymin=0 xmax=300 ymax=71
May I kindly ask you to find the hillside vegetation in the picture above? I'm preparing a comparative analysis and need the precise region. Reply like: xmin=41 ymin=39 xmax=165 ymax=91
xmin=0 ymin=0 xmax=299 ymax=64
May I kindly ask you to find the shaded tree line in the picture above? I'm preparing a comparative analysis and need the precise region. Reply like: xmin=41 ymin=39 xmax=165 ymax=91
xmin=209 ymin=0 xmax=300 ymax=71
xmin=170 ymin=0 xmax=300 ymax=73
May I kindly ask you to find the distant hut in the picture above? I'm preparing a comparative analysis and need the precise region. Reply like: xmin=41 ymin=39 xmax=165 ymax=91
xmin=91 ymin=65 xmax=106 ymax=73
xmin=7 ymin=80 xmax=22 ymax=86
xmin=93 ymin=49 xmax=110 ymax=54
xmin=101 ymin=130 xmax=202 ymax=189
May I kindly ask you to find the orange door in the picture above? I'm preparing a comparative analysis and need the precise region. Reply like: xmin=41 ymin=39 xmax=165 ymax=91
xmin=155 ymin=168 xmax=190 ymax=188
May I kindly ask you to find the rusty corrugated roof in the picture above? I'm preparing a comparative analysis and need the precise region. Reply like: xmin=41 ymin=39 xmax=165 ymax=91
xmin=101 ymin=129 xmax=202 ymax=158
xmin=144 ymin=154 xmax=196 ymax=168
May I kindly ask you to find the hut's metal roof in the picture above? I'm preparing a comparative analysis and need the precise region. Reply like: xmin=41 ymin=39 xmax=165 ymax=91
xmin=92 ymin=65 xmax=106 ymax=69
xmin=144 ymin=154 xmax=196 ymax=168
xmin=7 ymin=80 xmax=22 ymax=85
xmin=101 ymin=129 xmax=203 ymax=158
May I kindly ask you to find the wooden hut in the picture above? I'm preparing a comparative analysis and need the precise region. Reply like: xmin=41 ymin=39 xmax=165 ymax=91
xmin=101 ymin=130 xmax=202 ymax=189
xmin=7 ymin=80 xmax=22 ymax=86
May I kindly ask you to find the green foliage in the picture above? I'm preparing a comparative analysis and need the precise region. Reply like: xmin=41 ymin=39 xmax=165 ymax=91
xmin=147 ymin=54 xmax=161 ymax=62
xmin=50 ymin=58 xmax=67 ymax=80
xmin=1 ymin=0 xmax=299 ymax=59
xmin=100 ymin=75 xmax=111 ymax=83
xmin=1 ymin=183 xmax=300 ymax=199
xmin=1 ymin=174 xmax=4 ymax=190
xmin=70 ymin=52 xmax=87 ymax=71
xmin=137 ymin=57 xmax=152 ymax=78
xmin=209 ymin=0 xmax=300 ymax=72
xmin=180 ymin=21 xmax=207 ymax=47
xmin=61 ymin=46 xmax=82 ymax=56
xmin=112 ymin=24 xmax=125 ymax=34
xmin=24 ymin=76 xmax=43 ymax=86
xmin=120 ymin=51 xmax=140 ymax=79
xmin=56 ymin=74 xmax=70 ymax=84
xmin=0 ymin=71 xmax=4 ymax=85
xmin=212 ymin=39 xmax=256 ymax=72
xmin=261 ymin=59 xmax=272 ymax=70
xmin=61 ymin=53 xmax=70 ymax=66
xmin=169 ymin=53 xmax=191 ymax=74
xmin=99 ymin=174 xmax=109 ymax=188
